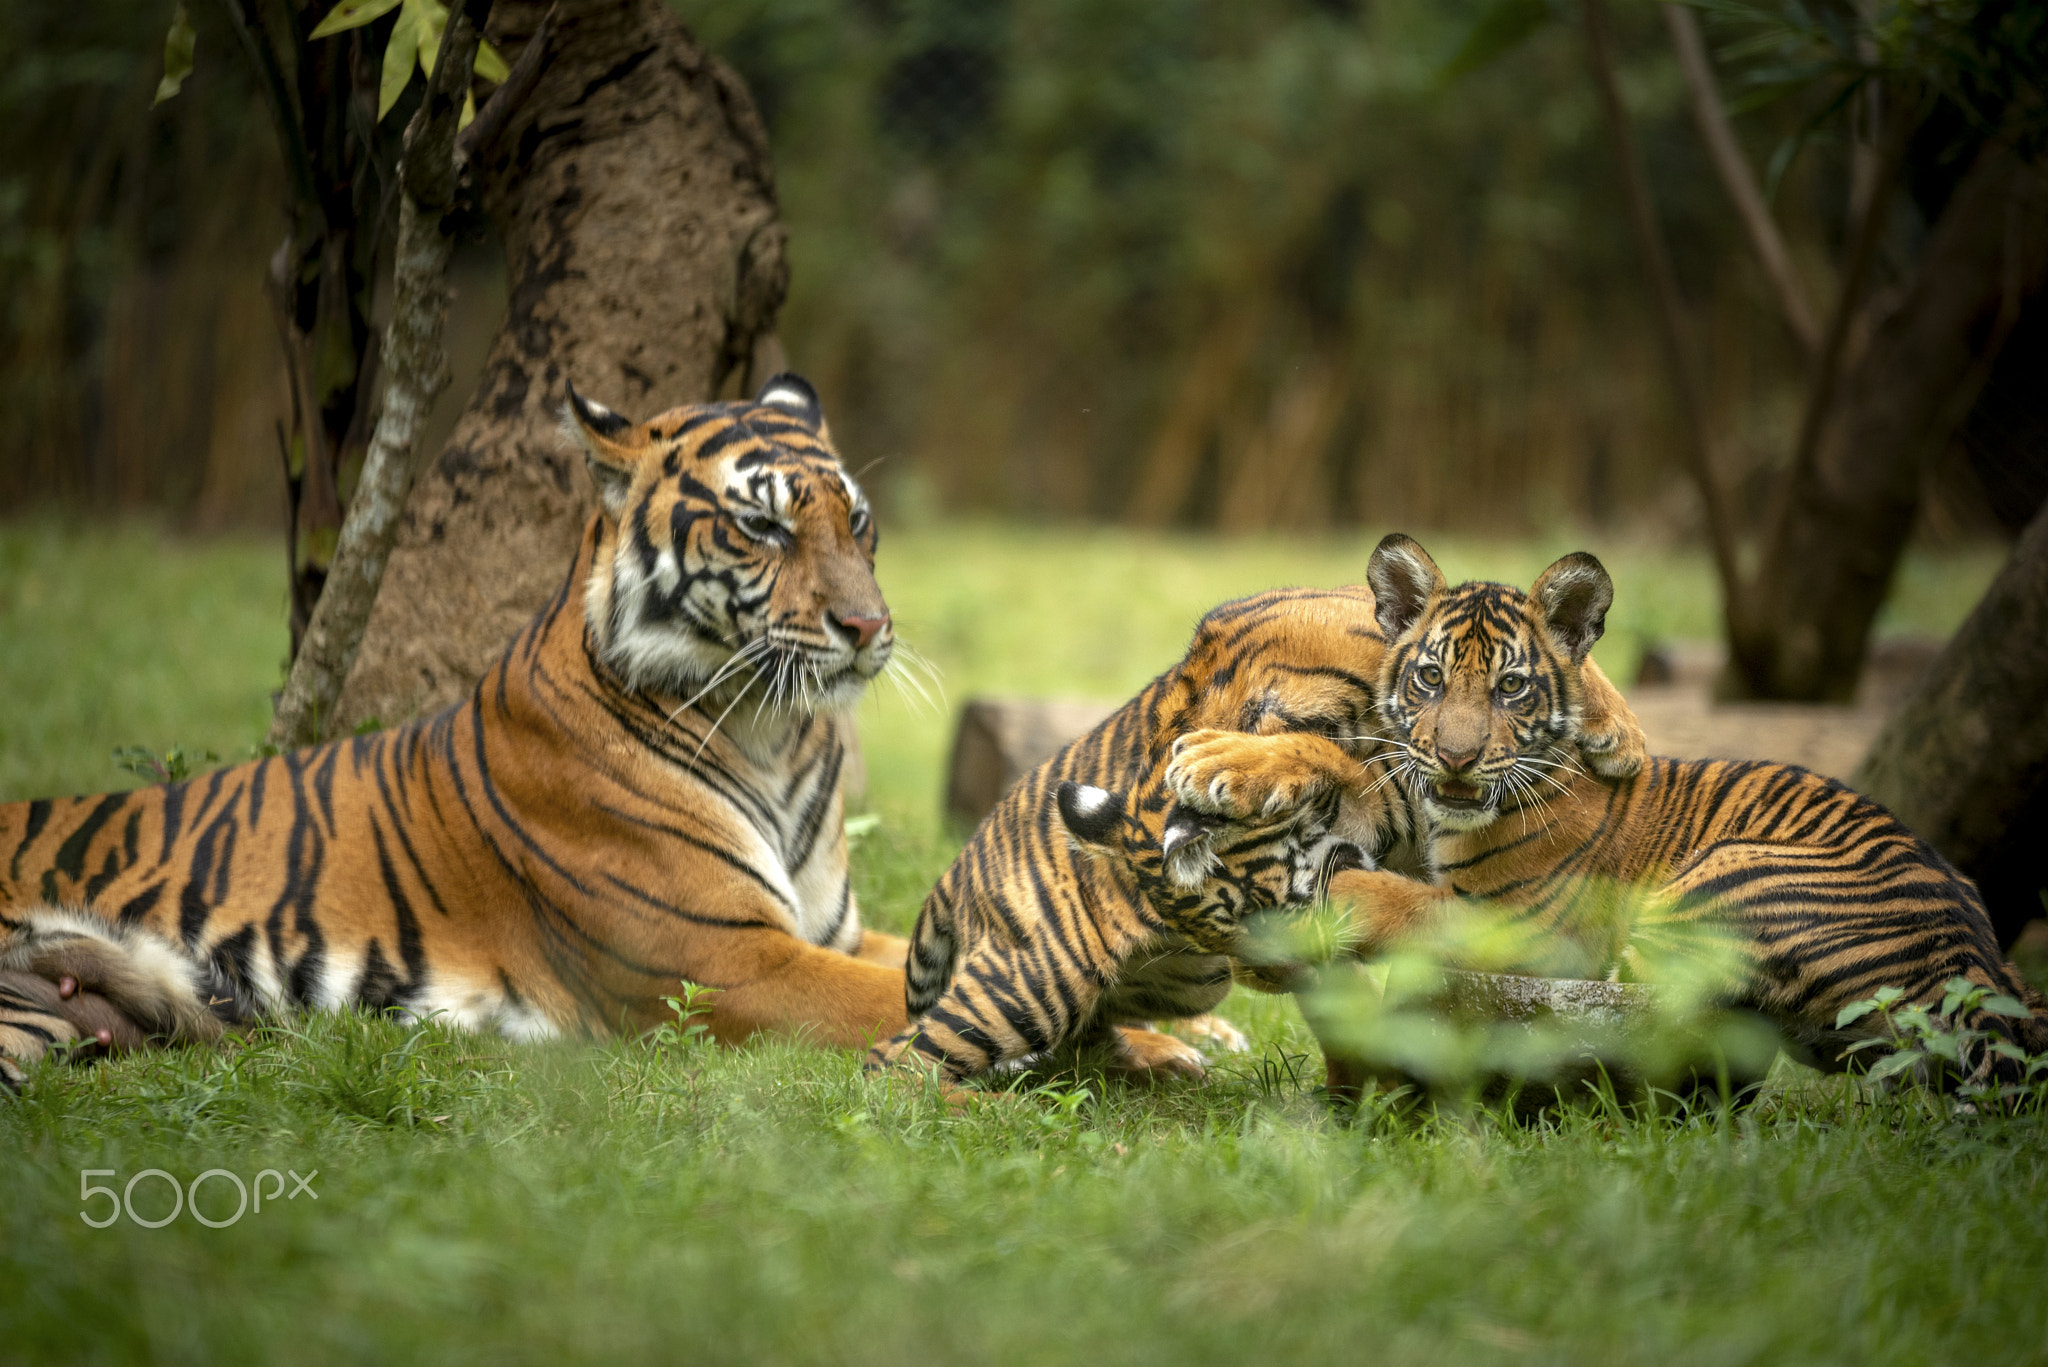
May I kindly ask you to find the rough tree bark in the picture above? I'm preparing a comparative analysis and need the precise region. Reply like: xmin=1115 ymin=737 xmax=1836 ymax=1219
xmin=333 ymin=0 xmax=788 ymax=730
xmin=1858 ymin=498 xmax=2048 ymax=948
xmin=1725 ymin=143 xmax=2048 ymax=701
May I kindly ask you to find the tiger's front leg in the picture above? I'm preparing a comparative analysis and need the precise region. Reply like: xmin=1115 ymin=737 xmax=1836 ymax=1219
xmin=1323 ymin=868 xmax=1458 ymax=957
xmin=696 ymin=938 xmax=909 ymax=1052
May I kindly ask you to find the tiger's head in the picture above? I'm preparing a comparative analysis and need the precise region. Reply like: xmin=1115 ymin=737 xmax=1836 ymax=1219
xmin=1051 ymin=778 xmax=1371 ymax=964
xmin=1366 ymin=533 xmax=1612 ymax=833
xmin=565 ymin=373 xmax=892 ymax=712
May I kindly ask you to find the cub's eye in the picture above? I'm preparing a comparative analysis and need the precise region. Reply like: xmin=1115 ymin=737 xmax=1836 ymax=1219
xmin=1417 ymin=664 xmax=1443 ymax=688
xmin=1497 ymin=673 xmax=1527 ymax=696
xmin=849 ymin=505 xmax=871 ymax=536
xmin=732 ymin=510 xmax=786 ymax=544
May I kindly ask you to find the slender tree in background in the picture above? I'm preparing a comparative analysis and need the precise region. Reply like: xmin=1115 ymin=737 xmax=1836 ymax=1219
xmin=1566 ymin=0 xmax=2048 ymax=703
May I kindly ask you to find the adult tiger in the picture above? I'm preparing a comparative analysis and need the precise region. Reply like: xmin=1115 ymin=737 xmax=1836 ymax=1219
xmin=1163 ymin=535 xmax=2048 ymax=1085
xmin=0 ymin=375 xmax=912 ymax=1090
xmin=864 ymin=583 xmax=1646 ymax=1088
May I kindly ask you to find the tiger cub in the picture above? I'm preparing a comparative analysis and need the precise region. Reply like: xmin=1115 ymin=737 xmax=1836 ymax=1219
xmin=1 ymin=375 xmax=913 ymax=1090
xmin=864 ymin=583 xmax=1646 ymax=1089
xmin=1166 ymin=535 xmax=2048 ymax=1083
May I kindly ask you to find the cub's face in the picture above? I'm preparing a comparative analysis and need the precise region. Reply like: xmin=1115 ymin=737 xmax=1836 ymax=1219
xmin=1366 ymin=534 xmax=1614 ymax=833
xmin=1055 ymin=779 xmax=1371 ymax=961
xmin=568 ymin=374 xmax=892 ymax=712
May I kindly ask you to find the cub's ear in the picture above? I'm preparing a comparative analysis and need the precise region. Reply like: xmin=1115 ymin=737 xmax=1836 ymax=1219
xmin=1531 ymin=552 xmax=1613 ymax=664
xmin=562 ymin=382 xmax=651 ymax=519
xmin=1367 ymin=534 xmax=1446 ymax=642
xmin=752 ymin=372 xmax=828 ymax=437
xmin=1056 ymin=781 xmax=1126 ymax=848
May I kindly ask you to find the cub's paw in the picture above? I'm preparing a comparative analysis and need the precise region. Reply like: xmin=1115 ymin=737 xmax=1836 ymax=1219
xmin=1164 ymin=1012 xmax=1249 ymax=1054
xmin=1165 ymin=730 xmax=1347 ymax=821
xmin=1106 ymin=1025 xmax=1208 ymax=1084
xmin=1577 ymin=665 xmax=1646 ymax=779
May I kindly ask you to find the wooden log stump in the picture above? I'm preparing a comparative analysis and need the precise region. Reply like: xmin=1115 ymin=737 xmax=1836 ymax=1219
xmin=1305 ymin=964 xmax=1786 ymax=1115
xmin=943 ymin=697 xmax=1115 ymax=829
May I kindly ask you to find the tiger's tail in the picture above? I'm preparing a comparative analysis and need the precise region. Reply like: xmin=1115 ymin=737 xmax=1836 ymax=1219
xmin=0 ymin=905 xmax=224 ymax=1091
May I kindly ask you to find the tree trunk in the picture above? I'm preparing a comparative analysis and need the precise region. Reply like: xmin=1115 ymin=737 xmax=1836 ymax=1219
xmin=1722 ymin=142 xmax=2048 ymax=701
xmin=1858 ymin=497 xmax=2048 ymax=948
xmin=333 ymin=0 xmax=788 ymax=731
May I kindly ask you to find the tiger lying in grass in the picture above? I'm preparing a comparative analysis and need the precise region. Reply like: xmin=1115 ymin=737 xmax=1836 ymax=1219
xmin=1 ymin=375 xmax=916 ymax=1091
xmin=1161 ymin=535 xmax=2048 ymax=1090
xmin=864 ymin=582 xmax=1647 ymax=1089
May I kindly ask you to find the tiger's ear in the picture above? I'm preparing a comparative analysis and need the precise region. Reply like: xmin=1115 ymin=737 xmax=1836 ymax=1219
xmin=1367 ymin=534 xmax=1446 ymax=642
xmin=753 ymin=372 xmax=829 ymax=440
xmin=562 ymin=382 xmax=651 ymax=519
xmin=1056 ymin=781 xmax=1126 ymax=848
xmin=1531 ymin=552 xmax=1613 ymax=664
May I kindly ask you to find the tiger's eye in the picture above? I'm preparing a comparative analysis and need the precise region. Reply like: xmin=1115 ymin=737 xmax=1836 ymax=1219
xmin=1498 ymin=673 xmax=1526 ymax=695
xmin=1418 ymin=664 xmax=1443 ymax=688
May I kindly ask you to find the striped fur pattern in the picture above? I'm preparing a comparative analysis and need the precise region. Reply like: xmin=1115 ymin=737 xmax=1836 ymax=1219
xmin=0 ymin=374 xmax=913 ymax=1089
xmin=1168 ymin=535 xmax=2048 ymax=1081
xmin=865 ymin=584 xmax=1646 ymax=1086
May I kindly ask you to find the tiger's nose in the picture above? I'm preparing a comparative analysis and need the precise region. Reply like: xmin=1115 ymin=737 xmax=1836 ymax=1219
xmin=832 ymin=612 xmax=889 ymax=650
xmin=1435 ymin=744 xmax=1479 ymax=773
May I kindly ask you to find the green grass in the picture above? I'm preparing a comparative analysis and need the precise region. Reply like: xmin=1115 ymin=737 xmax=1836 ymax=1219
xmin=1 ymin=517 xmax=2036 ymax=1366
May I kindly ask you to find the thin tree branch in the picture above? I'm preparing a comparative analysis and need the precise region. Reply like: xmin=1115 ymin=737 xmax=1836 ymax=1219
xmin=269 ymin=1 xmax=490 ymax=748
xmin=1582 ymin=0 xmax=1740 ymax=611
xmin=1662 ymin=4 xmax=1821 ymax=358
xmin=216 ymin=0 xmax=317 ymax=211
xmin=1783 ymin=89 xmax=1916 ymax=505
xmin=456 ymin=3 xmax=557 ymax=173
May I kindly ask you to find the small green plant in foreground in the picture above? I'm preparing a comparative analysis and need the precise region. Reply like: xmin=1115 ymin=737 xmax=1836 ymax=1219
xmin=1837 ymin=979 xmax=2048 ymax=1113
xmin=111 ymin=743 xmax=218 ymax=786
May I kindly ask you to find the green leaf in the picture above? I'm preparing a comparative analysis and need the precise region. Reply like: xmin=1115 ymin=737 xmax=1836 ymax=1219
xmin=378 ymin=0 xmax=423 ymax=122
xmin=154 ymin=1 xmax=196 ymax=106
xmin=1835 ymin=999 xmax=1880 ymax=1029
xmin=474 ymin=39 xmax=510 ymax=85
xmin=1439 ymin=0 xmax=1553 ymax=88
xmin=1920 ymin=1031 xmax=1961 ymax=1063
xmin=1978 ymin=994 xmax=2030 ymax=1019
xmin=310 ymin=0 xmax=404 ymax=40
xmin=1872 ymin=986 xmax=1905 ymax=1005
xmin=1864 ymin=1049 xmax=1926 ymax=1082
xmin=413 ymin=0 xmax=450 ymax=84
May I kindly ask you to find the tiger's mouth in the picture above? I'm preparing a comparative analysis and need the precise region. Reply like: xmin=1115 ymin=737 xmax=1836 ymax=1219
xmin=1429 ymin=778 xmax=1492 ymax=810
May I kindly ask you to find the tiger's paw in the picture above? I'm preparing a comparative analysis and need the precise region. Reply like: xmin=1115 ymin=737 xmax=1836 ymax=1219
xmin=1164 ymin=1012 xmax=1249 ymax=1054
xmin=0 ymin=905 xmax=226 ymax=1051
xmin=1577 ymin=661 xmax=1646 ymax=779
xmin=1106 ymin=1025 xmax=1208 ymax=1084
xmin=1165 ymin=730 xmax=1350 ymax=821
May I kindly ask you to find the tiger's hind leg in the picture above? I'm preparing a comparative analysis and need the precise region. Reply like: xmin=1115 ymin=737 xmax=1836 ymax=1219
xmin=1657 ymin=841 xmax=2048 ymax=1081
xmin=0 ymin=905 xmax=225 ymax=1090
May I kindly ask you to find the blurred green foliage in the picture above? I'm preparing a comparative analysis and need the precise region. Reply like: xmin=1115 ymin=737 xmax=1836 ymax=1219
xmin=685 ymin=0 xmax=1834 ymax=530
